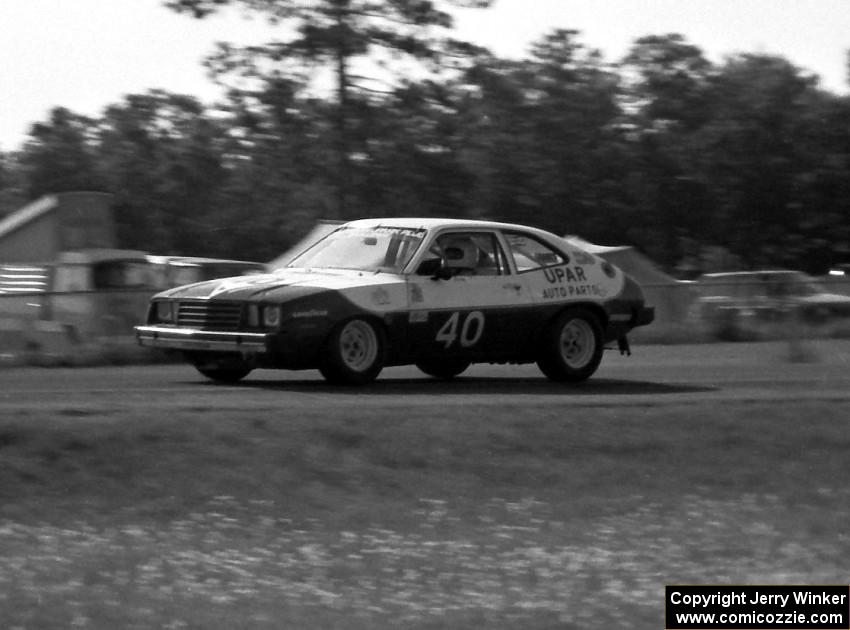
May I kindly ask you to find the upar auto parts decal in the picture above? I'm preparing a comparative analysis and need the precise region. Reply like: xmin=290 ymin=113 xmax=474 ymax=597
xmin=540 ymin=264 xmax=607 ymax=300
xmin=522 ymin=254 xmax=625 ymax=304
xmin=542 ymin=284 xmax=605 ymax=299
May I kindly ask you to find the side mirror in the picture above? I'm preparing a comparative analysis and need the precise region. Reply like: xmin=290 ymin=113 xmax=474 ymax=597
xmin=432 ymin=265 xmax=453 ymax=281
xmin=416 ymin=258 xmax=447 ymax=278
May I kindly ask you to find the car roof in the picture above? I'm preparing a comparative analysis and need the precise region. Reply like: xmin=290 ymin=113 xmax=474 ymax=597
xmin=343 ymin=217 xmax=556 ymax=238
xmin=55 ymin=248 xmax=151 ymax=264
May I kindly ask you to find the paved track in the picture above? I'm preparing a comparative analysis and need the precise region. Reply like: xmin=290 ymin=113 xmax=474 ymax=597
xmin=2 ymin=339 xmax=849 ymax=415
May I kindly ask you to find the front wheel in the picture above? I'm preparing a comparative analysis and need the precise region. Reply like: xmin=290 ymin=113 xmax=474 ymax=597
xmin=416 ymin=358 xmax=471 ymax=380
xmin=536 ymin=307 xmax=603 ymax=382
xmin=319 ymin=318 xmax=386 ymax=385
xmin=195 ymin=365 xmax=252 ymax=383
xmin=187 ymin=352 xmax=252 ymax=383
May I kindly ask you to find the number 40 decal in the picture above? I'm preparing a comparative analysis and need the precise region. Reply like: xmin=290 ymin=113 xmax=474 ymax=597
xmin=436 ymin=311 xmax=485 ymax=349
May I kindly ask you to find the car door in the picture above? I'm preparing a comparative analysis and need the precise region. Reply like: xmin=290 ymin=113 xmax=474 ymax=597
xmin=498 ymin=229 xmax=592 ymax=333
xmin=404 ymin=230 xmax=534 ymax=361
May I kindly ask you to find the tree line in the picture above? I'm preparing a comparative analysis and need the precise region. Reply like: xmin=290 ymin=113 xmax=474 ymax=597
xmin=1 ymin=0 xmax=848 ymax=275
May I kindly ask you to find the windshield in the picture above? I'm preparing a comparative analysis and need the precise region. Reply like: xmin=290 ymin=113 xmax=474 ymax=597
xmin=92 ymin=261 xmax=155 ymax=289
xmin=287 ymin=226 xmax=426 ymax=273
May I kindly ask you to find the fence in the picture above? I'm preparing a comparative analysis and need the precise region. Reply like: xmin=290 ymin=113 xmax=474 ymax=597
xmin=2 ymin=271 xmax=849 ymax=362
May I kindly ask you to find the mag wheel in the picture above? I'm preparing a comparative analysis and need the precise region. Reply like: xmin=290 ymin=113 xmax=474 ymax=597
xmin=415 ymin=359 xmax=471 ymax=380
xmin=319 ymin=318 xmax=385 ymax=385
xmin=537 ymin=307 xmax=603 ymax=382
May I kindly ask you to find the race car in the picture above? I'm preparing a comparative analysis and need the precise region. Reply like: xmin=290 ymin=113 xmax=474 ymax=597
xmin=134 ymin=218 xmax=654 ymax=384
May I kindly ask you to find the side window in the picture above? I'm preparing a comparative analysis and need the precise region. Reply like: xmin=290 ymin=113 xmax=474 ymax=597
xmin=93 ymin=262 xmax=154 ymax=289
xmin=53 ymin=265 xmax=91 ymax=292
xmin=421 ymin=232 xmax=509 ymax=276
xmin=503 ymin=231 xmax=569 ymax=273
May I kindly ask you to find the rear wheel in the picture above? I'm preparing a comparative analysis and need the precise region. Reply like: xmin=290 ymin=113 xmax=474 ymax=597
xmin=536 ymin=307 xmax=603 ymax=382
xmin=416 ymin=358 xmax=471 ymax=380
xmin=319 ymin=318 xmax=385 ymax=385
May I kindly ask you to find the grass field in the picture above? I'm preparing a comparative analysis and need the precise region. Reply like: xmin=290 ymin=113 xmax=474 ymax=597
xmin=2 ymin=393 xmax=849 ymax=629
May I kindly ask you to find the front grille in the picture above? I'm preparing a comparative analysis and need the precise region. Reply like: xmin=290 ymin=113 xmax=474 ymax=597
xmin=177 ymin=301 xmax=243 ymax=331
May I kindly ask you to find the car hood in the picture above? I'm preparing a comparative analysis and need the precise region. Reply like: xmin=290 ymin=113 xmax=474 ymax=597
xmin=155 ymin=267 xmax=398 ymax=301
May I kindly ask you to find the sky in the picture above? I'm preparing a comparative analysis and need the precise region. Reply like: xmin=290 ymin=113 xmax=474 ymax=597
xmin=1 ymin=0 xmax=848 ymax=151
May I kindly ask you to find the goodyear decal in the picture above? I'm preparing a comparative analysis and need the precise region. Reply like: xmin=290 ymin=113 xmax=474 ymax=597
xmin=292 ymin=309 xmax=328 ymax=319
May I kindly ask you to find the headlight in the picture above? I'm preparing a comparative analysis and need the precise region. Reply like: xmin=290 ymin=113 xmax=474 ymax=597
xmin=262 ymin=305 xmax=281 ymax=328
xmin=155 ymin=301 xmax=174 ymax=323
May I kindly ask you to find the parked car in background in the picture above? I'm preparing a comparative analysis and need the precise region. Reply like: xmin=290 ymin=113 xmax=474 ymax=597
xmin=828 ymin=263 xmax=850 ymax=277
xmin=1 ymin=252 xmax=269 ymax=342
xmin=823 ymin=264 xmax=850 ymax=298
xmin=693 ymin=270 xmax=850 ymax=335
xmin=50 ymin=249 xmax=157 ymax=338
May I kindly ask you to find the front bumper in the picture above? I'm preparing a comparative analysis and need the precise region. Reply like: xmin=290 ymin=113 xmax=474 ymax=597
xmin=135 ymin=325 xmax=271 ymax=353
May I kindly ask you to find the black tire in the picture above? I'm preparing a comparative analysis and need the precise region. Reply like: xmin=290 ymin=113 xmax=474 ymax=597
xmin=536 ymin=307 xmax=603 ymax=382
xmin=188 ymin=353 xmax=252 ymax=383
xmin=194 ymin=365 xmax=252 ymax=383
xmin=319 ymin=318 xmax=386 ymax=385
xmin=416 ymin=358 xmax=471 ymax=380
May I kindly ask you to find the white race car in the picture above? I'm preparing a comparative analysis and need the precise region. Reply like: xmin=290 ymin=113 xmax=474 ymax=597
xmin=135 ymin=218 xmax=654 ymax=384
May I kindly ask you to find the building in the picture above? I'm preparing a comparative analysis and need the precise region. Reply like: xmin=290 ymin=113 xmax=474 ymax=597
xmin=0 ymin=191 xmax=115 ymax=263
